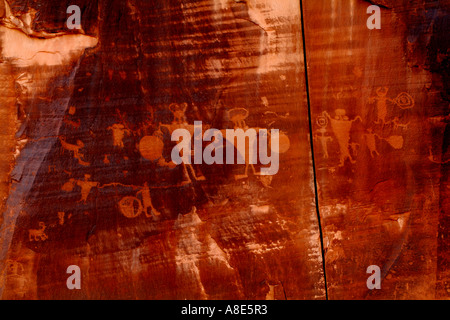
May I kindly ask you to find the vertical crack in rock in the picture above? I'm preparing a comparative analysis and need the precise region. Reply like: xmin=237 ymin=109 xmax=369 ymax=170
xmin=302 ymin=0 xmax=448 ymax=299
xmin=299 ymin=0 xmax=329 ymax=300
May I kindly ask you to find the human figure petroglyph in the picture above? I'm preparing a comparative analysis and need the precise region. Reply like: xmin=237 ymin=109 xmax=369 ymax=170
xmin=314 ymin=128 xmax=333 ymax=159
xmin=6 ymin=260 xmax=23 ymax=277
xmin=323 ymin=110 xmax=362 ymax=167
xmin=28 ymin=222 xmax=48 ymax=242
xmin=369 ymin=88 xmax=415 ymax=125
xmin=364 ymin=129 xmax=380 ymax=158
xmin=5 ymin=260 xmax=27 ymax=297
xmin=76 ymin=174 xmax=99 ymax=203
xmin=369 ymin=87 xmax=393 ymax=125
xmin=0 ymin=1 xmax=98 ymax=299
xmin=108 ymin=123 xmax=130 ymax=149
xmin=181 ymin=161 xmax=207 ymax=185
xmin=315 ymin=115 xmax=333 ymax=159
xmin=163 ymin=104 xmax=207 ymax=184
xmin=227 ymin=108 xmax=258 ymax=180
xmin=59 ymin=137 xmax=90 ymax=166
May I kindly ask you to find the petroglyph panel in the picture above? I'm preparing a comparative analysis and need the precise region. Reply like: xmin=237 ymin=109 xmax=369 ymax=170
xmin=0 ymin=0 xmax=324 ymax=300
xmin=0 ymin=0 xmax=448 ymax=301
xmin=303 ymin=0 xmax=449 ymax=299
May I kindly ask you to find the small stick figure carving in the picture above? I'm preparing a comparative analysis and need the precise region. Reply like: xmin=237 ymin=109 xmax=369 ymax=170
xmin=228 ymin=108 xmax=258 ymax=180
xmin=368 ymin=87 xmax=394 ymax=125
xmin=364 ymin=129 xmax=381 ymax=158
xmin=369 ymin=88 xmax=415 ymax=125
xmin=314 ymin=122 xmax=333 ymax=159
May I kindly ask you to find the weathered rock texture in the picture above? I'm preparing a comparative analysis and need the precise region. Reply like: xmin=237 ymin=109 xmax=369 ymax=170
xmin=303 ymin=0 xmax=450 ymax=299
xmin=0 ymin=0 xmax=448 ymax=300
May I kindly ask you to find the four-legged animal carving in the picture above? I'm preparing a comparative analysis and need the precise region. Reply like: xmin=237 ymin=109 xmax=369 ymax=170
xmin=28 ymin=222 xmax=48 ymax=242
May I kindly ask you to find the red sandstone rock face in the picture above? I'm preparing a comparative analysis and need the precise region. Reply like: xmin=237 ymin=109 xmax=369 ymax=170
xmin=303 ymin=0 xmax=450 ymax=299
xmin=0 ymin=0 xmax=448 ymax=300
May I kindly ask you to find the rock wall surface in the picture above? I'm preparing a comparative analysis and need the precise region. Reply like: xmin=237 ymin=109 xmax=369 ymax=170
xmin=0 ymin=0 xmax=448 ymax=300
xmin=303 ymin=0 xmax=450 ymax=299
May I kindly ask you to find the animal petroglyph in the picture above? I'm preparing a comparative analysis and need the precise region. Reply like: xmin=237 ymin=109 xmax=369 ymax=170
xmin=229 ymin=108 xmax=250 ymax=129
xmin=0 ymin=1 xmax=98 ymax=299
xmin=64 ymin=116 xmax=81 ymax=130
xmin=59 ymin=137 xmax=90 ymax=166
xmin=28 ymin=222 xmax=48 ymax=242
xmin=392 ymin=118 xmax=410 ymax=131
